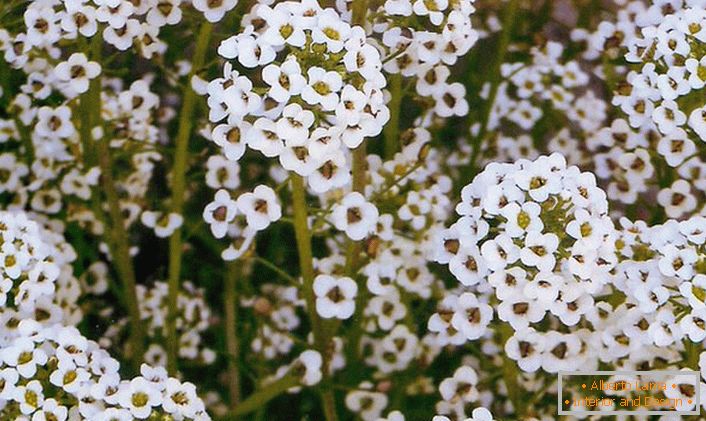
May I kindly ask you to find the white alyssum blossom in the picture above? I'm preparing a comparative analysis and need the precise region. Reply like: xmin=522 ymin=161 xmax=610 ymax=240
xmin=54 ymin=53 xmax=101 ymax=96
xmin=331 ymin=192 xmax=379 ymax=241
xmin=141 ymin=211 xmax=184 ymax=238
xmin=313 ymin=275 xmax=358 ymax=320
xmin=236 ymin=185 xmax=282 ymax=231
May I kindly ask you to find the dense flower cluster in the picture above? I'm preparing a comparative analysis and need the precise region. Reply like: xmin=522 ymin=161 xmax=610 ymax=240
xmin=205 ymin=1 xmax=388 ymax=181
xmin=435 ymin=154 xmax=616 ymax=333
xmin=370 ymin=0 xmax=478 ymax=118
xmin=0 ymin=211 xmax=81 ymax=336
xmin=575 ymin=0 xmax=706 ymax=215
xmin=1 ymin=326 xmax=210 ymax=420
xmin=0 ymin=210 xmax=210 ymax=420
xmin=4 ymin=0 xmax=706 ymax=419
xmin=471 ymin=41 xmax=602 ymax=166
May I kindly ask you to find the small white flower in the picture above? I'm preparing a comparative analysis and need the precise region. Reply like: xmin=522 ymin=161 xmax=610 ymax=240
xmin=141 ymin=211 xmax=184 ymax=238
xmin=117 ymin=377 xmax=162 ymax=419
xmin=331 ymin=192 xmax=378 ymax=241
xmin=519 ymin=232 xmax=559 ymax=272
xmin=313 ymin=275 xmax=357 ymax=319
xmin=236 ymin=185 xmax=282 ymax=231
xmin=193 ymin=0 xmax=237 ymax=22
xmin=295 ymin=350 xmax=323 ymax=386
xmin=203 ymin=189 xmax=238 ymax=239
xmin=54 ymin=53 xmax=101 ymax=95
xmin=301 ymin=67 xmax=343 ymax=111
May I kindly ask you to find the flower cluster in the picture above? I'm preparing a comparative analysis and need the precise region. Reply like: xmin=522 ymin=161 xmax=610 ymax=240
xmin=370 ymin=0 xmax=478 ymax=118
xmin=473 ymin=41 xmax=601 ymax=166
xmin=205 ymin=1 xmax=388 ymax=185
xmin=0 ymin=211 xmax=210 ymax=420
xmin=100 ymin=281 xmax=215 ymax=367
xmin=1 ymin=325 xmax=210 ymax=420
xmin=435 ymin=153 xmax=616 ymax=333
xmin=0 ymin=211 xmax=81 ymax=339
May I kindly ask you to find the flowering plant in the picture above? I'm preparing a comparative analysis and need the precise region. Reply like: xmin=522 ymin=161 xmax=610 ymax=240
xmin=2 ymin=0 xmax=706 ymax=420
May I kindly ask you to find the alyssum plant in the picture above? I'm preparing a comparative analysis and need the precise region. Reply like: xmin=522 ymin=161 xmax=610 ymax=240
xmin=2 ymin=0 xmax=706 ymax=420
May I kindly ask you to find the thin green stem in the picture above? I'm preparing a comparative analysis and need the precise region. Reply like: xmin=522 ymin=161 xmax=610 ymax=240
xmin=461 ymin=0 xmax=520 ymax=184
xmin=383 ymin=72 xmax=402 ymax=159
xmin=78 ymin=35 xmax=102 ymax=167
xmin=290 ymin=174 xmax=338 ymax=421
xmin=253 ymin=256 xmax=298 ymax=284
xmin=499 ymin=322 xmax=524 ymax=416
xmin=79 ymin=33 xmax=143 ymax=372
xmin=220 ymin=375 xmax=299 ymax=419
xmin=224 ymin=262 xmax=241 ymax=409
xmin=97 ymin=129 xmax=144 ymax=372
xmin=351 ymin=0 xmax=369 ymax=25
xmin=166 ymin=21 xmax=213 ymax=376
xmin=339 ymin=0 xmax=373 ymax=383
xmin=685 ymin=340 xmax=701 ymax=370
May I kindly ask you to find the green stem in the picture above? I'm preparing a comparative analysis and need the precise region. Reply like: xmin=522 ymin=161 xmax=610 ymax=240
xmin=351 ymin=0 xmax=369 ymax=25
xmin=166 ymin=21 xmax=213 ymax=375
xmin=221 ymin=375 xmax=299 ymax=418
xmin=81 ymin=33 xmax=143 ymax=372
xmin=685 ymin=340 xmax=701 ymax=370
xmin=253 ymin=256 xmax=298 ymax=284
xmin=78 ymin=35 xmax=102 ymax=167
xmin=13 ymin=116 xmax=33 ymax=168
xmin=290 ymin=174 xmax=338 ymax=421
xmin=382 ymin=73 xmax=402 ymax=160
xmin=341 ymin=0 xmax=371 ymax=383
xmin=96 ymin=128 xmax=144 ymax=371
xmin=461 ymin=0 xmax=519 ymax=184
xmin=499 ymin=322 xmax=524 ymax=416
xmin=224 ymin=262 xmax=241 ymax=409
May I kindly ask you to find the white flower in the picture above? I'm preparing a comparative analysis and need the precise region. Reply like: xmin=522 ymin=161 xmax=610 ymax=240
xmin=413 ymin=0 xmax=448 ymax=25
xmin=262 ymin=59 xmax=307 ymax=103
xmin=499 ymin=202 xmax=543 ymax=237
xmin=277 ymin=103 xmax=315 ymax=146
xmin=439 ymin=366 xmax=478 ymax=403
xmin=296 ymin=350 xmax=322 ymax=386
xmin=193 ymin=0 xmax=237 ymax=22
xmin=34 ymin=106 xmax=75 ymax=139
xmin=331 ymin=192 xmax=378 ymax=241
xmin=117 ymin=377 xmax=162 ymax=419
xmin=1 ymin=337 xmax=48 ymax=378
xmin=519 ymin=232 xmax=559 ymax=272
xmin=203 ymin=189 xmax=238 ymax=239
xmin=54 ymin=53 xmax=101 ymax=95
xmin=249 ymin=117 xmax=284 ymax=158
xmin=261 ymin=5 xmax=307 ymax=47
xmin=141 ymin=211 xmax=184 ymax=238
xmin=301 ymin=67 xmax=343 ymax=111
xmin=311 ymin=9 xmax=351 ymax=53
xmin=345 ymin=387 xmax=388 ymax=421
xmin=211 ymin=122 xmax=250 ymax=161
xmin=14 ymin=379 xmax=44 ymax=415
xmin=450 ymin=293 xmax=493 ymax=340
xmin=236 ymin=185 xmax=282 ymax=231
xmin=657 ymin=180 xmax=696 ymax=218
xmin=162 ymin=378 xmax=202 ymax=418
xmin=313 ymin=275 xmax=357 ymax=319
